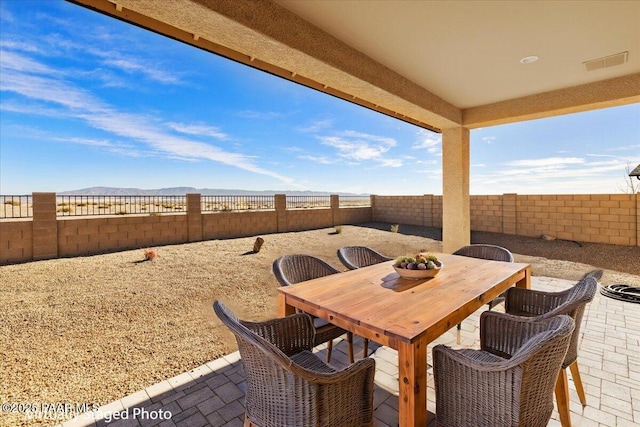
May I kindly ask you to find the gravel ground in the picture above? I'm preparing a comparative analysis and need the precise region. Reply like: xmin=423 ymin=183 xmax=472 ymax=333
xmin=1 ymin=223 xmax=638 ymax=426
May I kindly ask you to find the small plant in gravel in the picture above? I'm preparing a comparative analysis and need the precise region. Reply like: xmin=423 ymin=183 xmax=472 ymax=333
xmin=144 ymin=248 xmax=158 ymax=261
xmin=390 ymin=224 xmax=400 ymax=233
xmin=334 ymin=225 xmax=343 ymax=234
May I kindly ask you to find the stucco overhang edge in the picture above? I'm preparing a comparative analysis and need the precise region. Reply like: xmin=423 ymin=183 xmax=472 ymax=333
xmin=70 ymin=0 xmax=462 ymax=132
xmin=462 ymin=73 xmax=640 ymax=129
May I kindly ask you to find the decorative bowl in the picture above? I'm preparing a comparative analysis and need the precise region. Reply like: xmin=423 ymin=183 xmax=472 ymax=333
xmin=393 ymin=261 xmax=443 ymax=280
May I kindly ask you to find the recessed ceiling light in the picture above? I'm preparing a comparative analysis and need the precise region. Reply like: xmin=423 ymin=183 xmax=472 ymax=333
xmin=520 ymin=55 xmax=539 ymax=64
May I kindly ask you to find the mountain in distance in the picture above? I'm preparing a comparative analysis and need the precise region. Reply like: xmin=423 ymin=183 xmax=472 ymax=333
xmin=59 ymin=186 xmax=369 ymax=197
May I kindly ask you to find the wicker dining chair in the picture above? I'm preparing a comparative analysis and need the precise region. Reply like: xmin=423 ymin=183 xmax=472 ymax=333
xmin=453 ymin=244 xmax=514 ymax=310
xmin=336 ymin=246 xmax=392 ymax=357
xmin=433 ymin=311 xmax=575 ymax=427
xmin=213 ymin=301 xmax=376 ymax=427
xmin=503 ymin=275 xmax=598 ymax=427
xmin=272 ymin=254 xmax=356 ymax=363
xmin=337 ymin=246 xmax=393 ymax=270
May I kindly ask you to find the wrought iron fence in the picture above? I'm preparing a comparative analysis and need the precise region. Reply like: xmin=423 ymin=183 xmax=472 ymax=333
xmin=1 ymin=195 xmax=32 ymax=218
xmin=202 ymin=195 xmax=275 ymax=212
xmin=0 ymin=194 xmax=369 ymax=218
xmin=339 ymin=196 xmax=371 ymax=207
xmin=287 ymin=196 xmax=331 ymax=209
xmin=55 ymin=195 xmax=187 ymax=216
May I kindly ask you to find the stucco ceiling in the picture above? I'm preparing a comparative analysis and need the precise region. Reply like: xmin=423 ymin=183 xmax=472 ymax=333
xmin=275 ymin=0 xmax=640 ymax=109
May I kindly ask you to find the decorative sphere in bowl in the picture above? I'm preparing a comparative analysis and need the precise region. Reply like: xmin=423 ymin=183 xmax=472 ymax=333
xmin=393 ymin=253 xmax=442 ymax=279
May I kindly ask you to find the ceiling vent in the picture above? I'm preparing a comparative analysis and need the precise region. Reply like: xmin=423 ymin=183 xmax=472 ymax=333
xmin=583 ymin=51 xmax=628 ymax=71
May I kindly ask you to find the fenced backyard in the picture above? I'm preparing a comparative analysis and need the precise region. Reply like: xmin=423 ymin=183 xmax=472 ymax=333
xmin=0 ymin=192 xmax=638 ymax=265
xmin=0 ymin=194 xmax=373 ymax=218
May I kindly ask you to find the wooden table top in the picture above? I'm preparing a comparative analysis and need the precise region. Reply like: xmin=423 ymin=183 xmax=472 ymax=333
xmin=278 ymin=253 xmax=530 ymax=345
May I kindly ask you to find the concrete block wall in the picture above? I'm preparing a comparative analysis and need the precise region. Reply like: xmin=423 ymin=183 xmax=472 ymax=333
xmin=2 ymin=192 xmax=637 ymax=264
xmin=371 ymin=193 xmax=638 ymax=246
xmin=431 ymin=196 xmax=443 ymax=227
xmin=372 ymin=196 xmax=425 ymax=225
xmin=57 ymin=215 xmax=188 ymax=257
xmin=286 ymin=208 xmax=333 ymax=232
xmin=335 ymin=207 xmax=373 ymax=225
xmin=0 ymin=220 xmax=32 ymax=264
xmin=471 ymin=195 xmax=503 ymax=233
xmin=0 ymin=194 xmax=373 ymax=264
xmin=516 ymin=194 xmax=637 ymax=245
xmin=372 ymin=195 xmax=442 ymax=227
xmin=202 ymin=211 xmax=278 ymax=240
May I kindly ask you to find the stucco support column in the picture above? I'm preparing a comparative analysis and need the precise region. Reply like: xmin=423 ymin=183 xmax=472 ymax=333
xmin=442 ymin=127 xmax=470 ymax=253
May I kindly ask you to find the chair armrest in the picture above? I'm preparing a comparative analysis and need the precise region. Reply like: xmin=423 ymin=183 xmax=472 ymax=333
xmin=293 ymin=356 xmax=376 ymax=385
xmin=242 ymin=312 xmax=315 ymax=356
xmin=480 ymin=311 xmax=566 ymax=359
xmin=504 ymin=286 xmax=569 ymax=317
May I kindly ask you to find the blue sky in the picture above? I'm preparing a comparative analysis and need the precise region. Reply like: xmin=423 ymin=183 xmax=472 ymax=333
xmin=1 ymin=1 xmax=638 ymax=196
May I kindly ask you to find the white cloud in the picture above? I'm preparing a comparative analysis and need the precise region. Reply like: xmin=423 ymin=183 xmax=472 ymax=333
xmin=313 ymin=130 xmax=403 ymax=167
xmin=318 ymin=131 xmax=400 ymax=163
xmin=482 ymin=136 xmax=495 ymax=144
xmin=0 ymin=40 xmax=42 ymax=53
xmin=0 ymin=49 xmax=60 ymax=75
xmin=412 ymin=130 xmax=441 ymax=155
xmin=166 ymin=122 xmax=228 ymax=140
xmin=52 ymin=137 xmax=146 ymax=157
xmin=0 ymin=51 xmax=297 ymax=186
xmin=238 ymin=110 xmax=284 ymax=120
xmin=298 ymin=119 xmax=333 ymax=133
xmin=378 ymin=158 xmax=403 ymax=167
xmin=603 ymin=144 xmax=640 ymax=152
xmin=298 ymin=155 xmax=335 ymax=165
xmin=472 ymin=155 xmax=631 ymax=194
xmin=102 ymin=58 xmax=181 ymax=85
xmin=505 ymin=157 xmax=585 ymax=167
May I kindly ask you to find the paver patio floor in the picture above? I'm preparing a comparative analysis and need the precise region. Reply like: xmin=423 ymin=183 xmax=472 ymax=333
xmin=60 ymin=277 xmax=639 ymax=427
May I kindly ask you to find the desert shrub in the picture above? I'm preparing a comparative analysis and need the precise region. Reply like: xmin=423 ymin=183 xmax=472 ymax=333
xmin=143 ymin=248 xmax=158 ymax=261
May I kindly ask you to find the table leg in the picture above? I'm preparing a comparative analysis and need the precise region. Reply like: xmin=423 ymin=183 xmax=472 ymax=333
xmin=277 ymin=293 xmax=295 ymax=317
xmin=516 ymin=265 xmax=531 ymax=289
xmin=397 ymin=337 xmax=428 ymax=427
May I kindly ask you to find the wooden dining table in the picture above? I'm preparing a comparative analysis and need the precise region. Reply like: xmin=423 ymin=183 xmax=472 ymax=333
xmin=278 ymin=252 xmax=531 ymax=427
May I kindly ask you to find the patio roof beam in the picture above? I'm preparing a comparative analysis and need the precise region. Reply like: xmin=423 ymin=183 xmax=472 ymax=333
xmin=463 ymin=73 xmax=640 ymax=129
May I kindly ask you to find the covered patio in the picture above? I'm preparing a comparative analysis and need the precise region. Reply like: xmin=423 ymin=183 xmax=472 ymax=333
xmin=52 ymin=1 xmax=639 ymax=426
xmin=60 ymin=275 xmax=639 ymax=427
xmin=69 ymin=0 xmax=640 ymax=252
